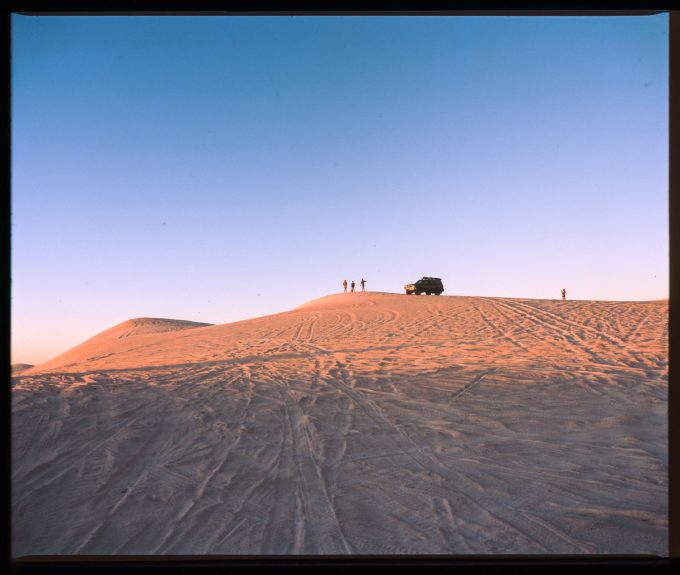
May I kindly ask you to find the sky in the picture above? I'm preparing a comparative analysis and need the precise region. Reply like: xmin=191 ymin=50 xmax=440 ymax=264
xmin=11 ymin=14 xmax=669 ymax=365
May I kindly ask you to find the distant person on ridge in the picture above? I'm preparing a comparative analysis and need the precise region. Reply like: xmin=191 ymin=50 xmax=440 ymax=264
xmin=361 ymin=278 xmax=366 ymax=291
xmin=343 ymin=279 xmax=348 ymax=293
xmin=351 ymin=281 xmax=355 ymax=293
xmin=561 ymin=288 xmax=566 ymax=301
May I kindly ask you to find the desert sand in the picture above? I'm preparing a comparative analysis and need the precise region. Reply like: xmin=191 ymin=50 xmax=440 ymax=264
xmin=11 ymin=364 xmax=34 ymax=376
xmin=12 ymin=292 xmax=667 ymax=555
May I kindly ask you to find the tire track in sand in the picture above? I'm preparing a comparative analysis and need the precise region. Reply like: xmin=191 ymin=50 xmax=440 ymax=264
xmin=480 ymin=298 xmax=639 ymax=368
xmin=257 ymin=363 xmax=350 ymax=554
xmin=327 ymin=356 xmax=594 ymax=553
xmin=149 ymin=366 xmax=259 ymax=554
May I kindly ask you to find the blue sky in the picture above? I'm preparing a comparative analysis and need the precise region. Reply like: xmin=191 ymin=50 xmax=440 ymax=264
xmin=12 ymin=14 xmax=668 ymax=364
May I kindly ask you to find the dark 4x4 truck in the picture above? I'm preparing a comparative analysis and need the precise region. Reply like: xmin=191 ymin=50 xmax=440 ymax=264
xmin=404 ymin=277 xmax=444 ymax=295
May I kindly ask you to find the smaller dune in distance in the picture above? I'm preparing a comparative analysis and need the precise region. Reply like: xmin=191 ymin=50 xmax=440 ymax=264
xmin=22 ymin=317 xmax=214 ymax=375
xmin=12 ymin=291 xmax=668 ymax=556
xmin=11 ymin=364 xmax=34 ymax=376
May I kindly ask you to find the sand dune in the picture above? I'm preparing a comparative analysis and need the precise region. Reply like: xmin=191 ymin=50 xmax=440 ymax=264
xmin=24 ymin=318 xmax=214 ymax=375
xmin=11 ymin=364 xmax=34 ymax=376
xmin=12 ymin=292 xmax=667 ymax=555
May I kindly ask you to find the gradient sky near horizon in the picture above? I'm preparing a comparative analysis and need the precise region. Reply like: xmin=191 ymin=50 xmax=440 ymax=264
xmin=12 ymin=14 xmax=669 ymax=365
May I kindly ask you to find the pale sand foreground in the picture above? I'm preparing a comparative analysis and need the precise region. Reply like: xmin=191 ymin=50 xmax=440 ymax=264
xmin=12 ymin=293 xmax=667 ymax=555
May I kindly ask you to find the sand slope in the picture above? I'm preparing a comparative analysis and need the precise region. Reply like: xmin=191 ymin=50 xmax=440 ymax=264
xmin=12 ymin=292 xmax=667 ymax=555
xmin=24 ymin=318 xmax=214 ymax=375
xmin=11 ymin=364 xmax=34 ymax=376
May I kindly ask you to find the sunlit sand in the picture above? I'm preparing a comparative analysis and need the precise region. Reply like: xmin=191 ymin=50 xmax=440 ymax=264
xmin=12 ymin=292 xmax=667 ymax=555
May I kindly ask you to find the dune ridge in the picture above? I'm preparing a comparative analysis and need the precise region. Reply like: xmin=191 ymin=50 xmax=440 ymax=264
xmin=12 ymin=292 xmax=667 ymax=555
xmin=11 ymin=364 xmax=34 ymax=375
xmin=24 ymin=317 xmax=213 ymax=375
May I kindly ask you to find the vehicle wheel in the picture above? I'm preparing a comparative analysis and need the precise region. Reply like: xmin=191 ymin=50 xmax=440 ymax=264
xmin=435 ymin=292 xmax=441 ymax=295
xmin=425 ymin=292 xmax=431 ymax=295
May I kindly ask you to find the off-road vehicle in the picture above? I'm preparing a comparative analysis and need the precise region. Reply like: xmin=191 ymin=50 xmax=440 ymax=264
xmin=404 ymin=277 xmax=444 ymax=295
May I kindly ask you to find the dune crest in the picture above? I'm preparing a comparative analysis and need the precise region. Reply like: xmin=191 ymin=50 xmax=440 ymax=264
xmin=295 ymin=290 xmax=395 ymax=309
xmin=11 ymin=364 xmax=34 ymax=375
xmin=24 ymin=317 xmax=213 ymax=375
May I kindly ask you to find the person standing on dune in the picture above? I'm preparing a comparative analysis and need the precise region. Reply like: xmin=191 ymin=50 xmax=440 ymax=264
xmin=361 ymin=278 xmax=366 ymax=291
xmin=561 ymin=288 xmax=566 ymax=301
xmin=343 ymin=279 xmax=348 ymax=292
xmin=351 ymin=281 xmax=355 ymax=293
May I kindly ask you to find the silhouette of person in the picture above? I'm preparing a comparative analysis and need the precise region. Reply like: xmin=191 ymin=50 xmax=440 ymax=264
xmin=343 ymin=279 xmax=348 ymax=293
xmin=561 ymin=288 xmax=566 ymax=301
xmin=361 ymin=278 xmax=366 ymax=291
xmin=351 ymin=281 xmax=355 ymax=293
